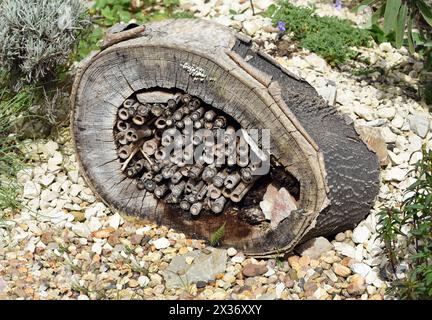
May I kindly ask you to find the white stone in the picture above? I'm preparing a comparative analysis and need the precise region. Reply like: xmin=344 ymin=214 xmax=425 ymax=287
xmin=407 ymin=133 xmax=423 ymax=153
xmin=354 ymin=106 xmax=374 ymax=121
xmin=275 ymin=282 xmax=285 ymax=299
xmin=42 ymin=141 xmax=59 ymax=157
xmin=383 ymin=167 xmax=407 ymax=182
xmin=377 ymin=107 xmax=396 ymax=119
xmin=77 ymin=295 xmax=89 ymax=300
xmin=379 ymin=42 xmax=393 ymax=52
xmin=40 ymin=189 xmax=58 ymax=202
xmin=136 ymin=226 xmax=152 ymax=235
xmin=87 ymin=217 xmax=102 ymax=232
xmin=264 ymin=267 xmax=275 ymax=277
xmin=138 ymin=275 xmax=150 ymax=287
xmin=380 ymin=127 xmax=397 ymax=143
xmin=409 ymin=151 xmax=422 ymax=165
xmin=388 ymin=151 xmax=409 ymax=165
xmin=350 ymin=263 xmax=372 ymax=277
xmin=242 ymin=20 xmax=260 ymax=36
xmin=153 ymin=237 xmax=170 ymax=249
xmin=296 ymin=236 xmax=334 ymax=259
xmin=108 ymin=213 xmax=123 ymax=229
xmin=304 ymin=53 xmax=329 ymax=73
xmin=67 ymin=170 xmax=79 ymax=184
xmin=333 ymin=242 xmax=356 ymax=259
xmin=23 ymin=181 xmax=41 ymax=199
xmin=352 ymin=225 xmax=370 ymax=244
xmin=365 ymin=270 xmax=379 ymax=285
xmin=91 ymin=242 xmax=102 ymax=255
xmin=70 ymin=184 xmax=83 ymax=197
xmin=231 ymin=252 xmax=245 ymax=264
xmin=408 ymin=112 xmax=430 ymax=138
xmin=47 ymin=152 xmax=63 ymax=170
xmin=227 ymin=247 xmax=237 ymax=257
xmin=391 ymin=113 xmax=405 ymax=129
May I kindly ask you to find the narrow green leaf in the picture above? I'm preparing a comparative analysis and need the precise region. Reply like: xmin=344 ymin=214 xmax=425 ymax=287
xmin=384 ymin=0 xmax=402 ymax=34
xmin=395 ymin=3 xmax=408 ymax=48
xmin=417 ymin=0 xmax=432 ymax=27
xmin=407 ymin=17 xmax=415 ymax=53
xmin=209 ymin=222 xmax=226 ymax=246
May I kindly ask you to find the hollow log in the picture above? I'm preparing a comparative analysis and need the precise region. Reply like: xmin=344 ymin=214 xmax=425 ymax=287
xmin=71 ymin=19 xmax=380 ymax=257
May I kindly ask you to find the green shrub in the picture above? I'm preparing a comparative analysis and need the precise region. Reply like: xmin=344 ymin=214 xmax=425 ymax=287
xmin=266 ymin=1 xmax=372 ymax=65
xmin=378 ymin=147 xmax=432 ymax=299
xmin=77 ymin=0 xmax=194 ymax=60
xmin=0 ymin=0 xmax=90 ymax=86
xmin=356 ymin=0 xmax=432 ymax=104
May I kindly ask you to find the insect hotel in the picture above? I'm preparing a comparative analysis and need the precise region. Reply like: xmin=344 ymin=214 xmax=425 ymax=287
xmin=71 ymin=19 xmax=380 ymax=257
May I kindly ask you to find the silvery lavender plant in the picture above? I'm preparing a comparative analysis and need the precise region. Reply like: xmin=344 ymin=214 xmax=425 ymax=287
xmin=0 ymin=0 xmax=90 ymax=86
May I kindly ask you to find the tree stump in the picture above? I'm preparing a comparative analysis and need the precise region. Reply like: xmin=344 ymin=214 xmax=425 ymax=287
xmin=71 ymin=19 xmax=380 ymax=257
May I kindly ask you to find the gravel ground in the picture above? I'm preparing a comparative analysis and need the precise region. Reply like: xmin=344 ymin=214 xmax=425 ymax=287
xmin=0 ymin=0 xmax=430 ymax=300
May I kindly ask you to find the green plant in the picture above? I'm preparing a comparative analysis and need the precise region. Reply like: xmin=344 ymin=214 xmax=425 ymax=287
xmin=378 ymin=146 xmax=432 ymax=299
xmin=0 ymin=0 xmax=90 ymax=86
xmin=209 ymin=222 xmax=226 ymax=247
xmin=266 ymin=1 xmax=372 ymax=65
xmin=76 ymin=0 xmax=194 ymax=60
xmin=356 ymin=0 xmax=432 ymax=104
xmin=0 ymin=84 xmax=43 ymax=213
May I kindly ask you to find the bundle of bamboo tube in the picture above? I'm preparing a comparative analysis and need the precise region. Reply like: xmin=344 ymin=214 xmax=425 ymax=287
xmin=114 ymin=92 xmax=262 ymax=215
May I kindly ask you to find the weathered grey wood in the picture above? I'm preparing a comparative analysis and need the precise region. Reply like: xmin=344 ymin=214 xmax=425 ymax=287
xmin=71 ymin=19 xmax=379 ymax=257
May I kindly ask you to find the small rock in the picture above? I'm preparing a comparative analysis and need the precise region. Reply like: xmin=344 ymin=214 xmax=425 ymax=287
xmin=72 ymin=223 xmax=91 ymax=238
xmin=40 ymin=231 xmax=54 ymax=245
xmin=383 ymin=167 xmax=408 ymax=182
xmin=303 ymin=281 xmax=318 ymax=297
xmin=408 ymin=112 xmax=430 ymax=138
xmin=381 ymin=127 xmax=398 ymax=143
xmin=47 ymin=151 xmax=63 ymax=170
xmin=231 ymin=252 xmax=245 ymax=264
xmin=304 ymin=53 xmax=329 ymax=72
xmin=91 ymin=242 xmax=102 ymax=255
xmin=350 ymin=263 xmax=372 ymax=278
xmin=242 ymin=20 xmax=259 ymax=36
xmin=335 ymin=233 xmax=345 ymax=242
xmin=333 ymin=242 xmax=357 ymax=259
xmin=347 ymin=274 xmax=366 ymax=295
xmin=153 ymin=237 xmax=170 ymax=249
xmin=354 ymin=106 xmax=374 ymax=121
xmin=128 ymin=279 xmax=139 ymax=288
xmin=196 ymin=281 xmax=207 ymax=289
xmin=284 ymin=276 xmax=294 ymax=288
xmin=242 ymin=264 xmax=268 ymax=277
xmin=275 ymin=282 xmax=285 ymax=299
xmin=352 ymin=225 xmax=371 ymax=244
xmin=42 ymin=141 xmax=59 ymax=156
xmin=39 ymin=174 xmax=55 ymax=187
xmin=130 ymin=234 xmax=144 ymax=245
xmin=227 ymin=247 xmax=237 ymax=257
xmin=296 ymin=236 xmax=334 ymax=259
xmin=333 ymin=263 xmax=351 ymax=277
xmin=23 ymin=181 xmax=41 ymax=199
xmin=91 ymin=227 xmax=115 ymax=239
xmin=108 ymin=213 xmax=122 ymax=229
xmin=70 ymin=211 xmax=85 ymax=222
xmin=377 ymin=107 xmax=396 ymax=119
